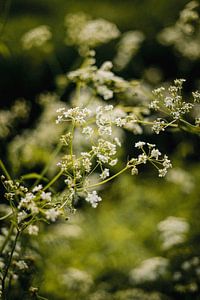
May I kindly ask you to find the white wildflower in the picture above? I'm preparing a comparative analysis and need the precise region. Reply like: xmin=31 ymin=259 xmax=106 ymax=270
xmin=17 ymin=211 xmax=28 ymax=223
xmin=45 ymin=208 xmax=60 ymax=222
xmin=62 ymin=267 xmax=93 ymax=292
xmin=152 ymin=118 xmax=166 ymax=134
xmin=96 ymin=85 xmax=113 ymax=100
xmin=32 ymin=184 xmax=43 ymax=193
xmin=158 ymin=216 xmax=189 ymax=249
xmin=149 ymin=99 xmax=160 ymax=110
xmin=135 ymin=141 xmax=146 ymax=148
xmin=56 ymin=107 xmax=91 ymax=125
xmin=78 ymin=18 xmax=120 ymax=48
xmin=15 ymin=260 xmax=28 ymax=270
xmin=41 ymin=191 xmax=52 ymax=202
xmin=114 ymin=31 xmax=144 ymax=70
xmin=82 ymin=126 xmax=94 ymax=138
xmin=151 ymin=149 xmax=161 ymax=160
xmin=130 ymin=257 xmax=168 ymax=283
xmin=109 ymin=158 xmax=118 ymax=166
xmin=81 ymin=152 xmax=92 ymax=173
xmin=85 ymin=191 xmax=102 ymax=208
xmin=65 ymin=13 xmax=120 ymax=54
xmin=21 ymin=25 xmax=52 ymax=50
xmin=100 ymin=168 xmax=110 ymax=180
xmin=138 ymin=153 xmax=148 ymax=164
xmin=27 ymin=225 xmax=39 ymax=236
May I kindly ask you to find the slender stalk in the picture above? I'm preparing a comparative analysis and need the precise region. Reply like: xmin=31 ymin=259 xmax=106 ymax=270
xmin=147 ymin=158 xmax=159 ymax=170
xmin=79 ymin=165 xmax=129 ymax=191
xmin=0 ymin=211 xmax=12 ymax=221
xmin=0 ymin=223 xmax=14 ymax=255
xmin=0 ymin=159 xmax=11 ymax=180
xmin=136 ymin=119 xmax=177 ymax=128
xmin=164 ymin=119 xmax=177 ymax=129
xmin=179 ymin=118 xmax=200 ymax=134
xmin=43 ymin=170 xmax=64 ymax=191
xmin=1 ymin=230 xmax=20 ymax=300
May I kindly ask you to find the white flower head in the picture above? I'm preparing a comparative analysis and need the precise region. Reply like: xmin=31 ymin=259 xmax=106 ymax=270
xmin=100 ymin=168 xmax=110 ymax=180
xmin=32 ymin=184 xmax=43 ymax=193
xmin=85 ymin=191 xmax=102 ymax=208
xmin=130 ymin=257 xmax=168 ymax=283
xmin=27 ymin=225 xmax=39 ymax=235
xmin=135 ymin=141 xmax=146 ymax=148
xmin=41 ymin=191 xmax=52 ymax=202
xmin=45 ymin=208 xmax=60 ymax=222
xmin=22 ymin=25 xmax=52 ymax=50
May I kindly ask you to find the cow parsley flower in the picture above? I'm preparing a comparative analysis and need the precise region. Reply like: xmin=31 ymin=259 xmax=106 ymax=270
xmin=130 ymin=257 xmax=169 ymax=283
xmin=114 ymin=30 xmax=144 ymax=70
xmin=85 ymin=191 xmax=102 ymax=208
xmin=45 ymin=208 xmax=60 ymax=222
xmin=135 ymin=141 xmax=146 ymax=148
xmin=32 ymin=184 xmax=43 ymax=193
xmin=158 ymin=1 xmax=200 ymax=60
xmin=21 ymin=25 xmax=52 ymax=50
xmin=100 ymin=168 xmax=110 ymax=180
xmin=27 ymin=225 xmax=39 ymax=236
xmin=65 ymin=13 xmax=120 ymax=54
xmin=157 ymin=216 xmax=189 ymax=249
xmin=41 ymin=191 xmax=52 ymax=202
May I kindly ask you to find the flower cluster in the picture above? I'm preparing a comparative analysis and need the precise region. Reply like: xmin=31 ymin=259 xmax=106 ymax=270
xmin=129 ymin=141 xmax=172 ymax=177
xmin=62 ymin=267 xmax=93 ymax=293
xmin=157 ymin=216 xmax=189 ymax=250
xmin=56 ymin=107 xmax=91 ymax=125
xmin=158 ymin=1 xmax=200 ymax=60
xmin=114 ymin=30 xmax=145 ymax=71
xmin=21 ymin=25 xmax=52 ymax=50
xmin=130 ymin=257 xmax=169 ymax=283
xmin=65 ymin=12 xmax=120 ymax=54
xmin=67 ymin=55 xmax=136 ymax=100
xmin=0 ymin=99 xmax=29 ymax=139
xmin=56 ymin=103 xmax=171 ymax=193
xmin=2 ymin=177 xmax=62 ymax=228
xmin=56 ymin=103 xmax=172 ymax=206
xmin=152 ymin=79 xmax=193 ymax=119
xmin=150 ymin=79 xmax=200 ymax=134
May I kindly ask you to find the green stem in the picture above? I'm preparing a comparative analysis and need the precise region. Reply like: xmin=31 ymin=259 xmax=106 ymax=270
xmin=136 ymin=120 xmax=177 ymax=128
xmin=0 ymin=223 xmax=14 ymax=255
xmin=164 ymin=119 xmax=177 ymax=128
xmin=43 ymin=170 xmax=64 ymax=191
xmin=179 ymin=119 xmax=200 ymax=134
xmin=1 ymin=230 xmax=20 ymax=300
xmin=0 ymin=211 xmax=13 ymax=221
xmin=0 ymin=159 xmax=11 ymax=180
xmin=147 ymin=158 xmax=159 ymax=170
xmin=79 ymin=165 xmax=129 ymax=191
